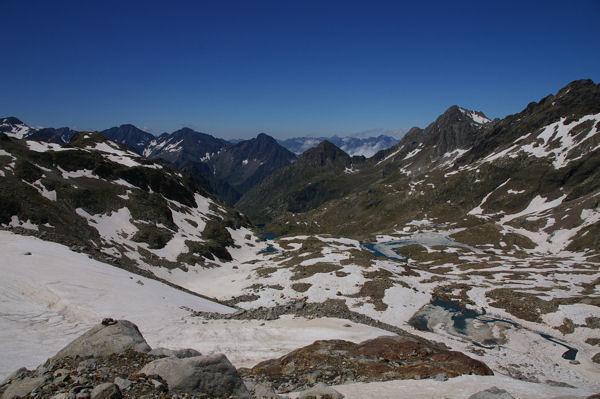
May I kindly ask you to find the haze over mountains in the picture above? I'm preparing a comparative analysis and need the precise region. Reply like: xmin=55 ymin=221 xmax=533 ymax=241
xmin=1 ymin=79 xmax=600 ymax=398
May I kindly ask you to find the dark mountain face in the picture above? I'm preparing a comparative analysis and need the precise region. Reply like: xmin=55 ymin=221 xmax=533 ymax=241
xmin=101 ymin=124 xmax=155 ymax=155
xmin=210 ymin=133 xmax=297 ymax=202
xmin=28 ymin=127 xmax=78 ymax=144
xmin=298 ymin=140 xmax=352 ymax=168
xmin=0 ymin=117 xmax=35 ymax=139
xmin=236 ymin=140 xmax=370 ymax=225
xmin=0 ymin=117 xmax=24 ymax=126
xmin=97 ymin=127 xmax=296 ymax=205
xmin=145 ymin=128 xmax=229 ymax=164
xmin=369 ymin=105 xmax=490 ymax=172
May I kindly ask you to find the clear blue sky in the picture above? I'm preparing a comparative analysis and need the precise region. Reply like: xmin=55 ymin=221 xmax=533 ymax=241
xmin=2 ymin=1 xmax=599 ymax=139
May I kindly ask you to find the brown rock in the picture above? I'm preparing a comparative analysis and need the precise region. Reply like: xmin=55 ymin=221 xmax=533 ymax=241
xmin=243 ymin=335 xmax=492 ymax=392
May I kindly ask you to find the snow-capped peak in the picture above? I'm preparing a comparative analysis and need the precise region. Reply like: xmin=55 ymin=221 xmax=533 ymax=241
xmin=459 ymin=107 xmax=491 ymax=125
xmin=0 ymin=117 xmax=35 ymax=139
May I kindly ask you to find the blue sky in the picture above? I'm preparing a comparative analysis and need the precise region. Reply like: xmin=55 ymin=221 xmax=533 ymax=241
xmin=2 ymin=1 xmax=599 ymax=139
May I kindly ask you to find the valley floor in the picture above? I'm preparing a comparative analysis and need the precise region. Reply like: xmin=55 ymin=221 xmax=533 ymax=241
xmin=1 ymin=230 xmax=599 ymax=398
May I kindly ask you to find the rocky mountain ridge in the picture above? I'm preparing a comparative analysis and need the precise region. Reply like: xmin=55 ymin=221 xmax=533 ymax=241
xmin=0 ymin=130 xmax=261 ymax=274
xmin=2 ymin=79 xmax=599 ymax=398
xmin=0 ymin=118 xmax=298 ymax=206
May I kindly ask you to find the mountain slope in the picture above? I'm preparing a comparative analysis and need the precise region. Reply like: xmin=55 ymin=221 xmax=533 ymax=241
xmin=102 ymin=127 xmax=296 ymax=204
xmin=236 ymin=140 xmax=369 ymax=225
xmin=210 ymin=133 xmax=296 ymax=200
xmin=101 ymin=124 xmax=156 ymax=154
xmin=262 ymin=80 xmax=600 ymax=256
xmin=0 ymin=117 xmax=35 ymax=139
xmin=0 ymin=132 xmax=260 ymax=272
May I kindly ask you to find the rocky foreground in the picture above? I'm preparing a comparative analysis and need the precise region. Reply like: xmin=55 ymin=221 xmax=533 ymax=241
xmin=0 ymin=318 xmax=522 ymax=399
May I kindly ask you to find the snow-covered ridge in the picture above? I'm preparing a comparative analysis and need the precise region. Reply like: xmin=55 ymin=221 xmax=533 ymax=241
xmin=0 ymin=118 xmax=34 ymax=139
xmin=481 ymin=112 xmax=600 ymax=168
xmin=459 ymin=107 xmax=491 ymax=125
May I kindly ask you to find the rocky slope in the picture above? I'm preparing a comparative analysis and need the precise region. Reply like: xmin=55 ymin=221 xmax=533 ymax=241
xmin=1 ymin=120 xmax=297 ymax=206
xmin=262 ymin=81 xmax=600 ymax=247
xmin=236 ymin=141 xmax=370 ymax=225
xmin=104 ymin=126 xmax=296 ymax=205
xmin=0 ymin=318 xmax=497 ymax=399
xmin=0 ymin=131 xmax=261 ymax=274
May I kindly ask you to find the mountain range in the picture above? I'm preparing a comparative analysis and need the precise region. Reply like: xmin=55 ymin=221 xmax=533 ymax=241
xmin=278 ymin=135 xmax=401 ymax=158
xmin=1 ymin=79 xmax=599 ymax=397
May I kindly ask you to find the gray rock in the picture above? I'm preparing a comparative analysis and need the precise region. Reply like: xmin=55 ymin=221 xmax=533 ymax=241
xmin=113 ymin=377 xmax=132 ymax=391
xmin=149 ymin=347 xmax=202 ymax=358
xmin=254 ymin=383 xmax=282 ymax=398
xmin=53 ymin=320 xmax=150 ymax=359
xmin=266 ymin=308 xmax=278 ymax=321
xmin=90 ymin=383 xmax=122 ymax=399
xmin=138 ymin=354 xmax=250 ymax=398
xmin=297 ymin=382 xmax=344 ymax=399
xmin=469 ymin=387 xmax=516 ymax=399
xmin=51 ymin=393 xmax=76 ymax=399
xmin=0 ymin=367 xmax=28 ymax=387
xmin=150 ymin=379 xmax=167 ymax=392
xmin=1 ymin=376 xmax=45 ymax=399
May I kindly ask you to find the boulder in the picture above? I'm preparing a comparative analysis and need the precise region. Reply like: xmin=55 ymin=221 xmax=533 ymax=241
xmin=468 ymin=387 xmax=516 ymax=399
xmin=113 ymin=377 xmax=132 ymax=391
xmin=53 ymin=319 xmax=151 ymax=359
xmin=1 ymin=376 xmax=45 ymax=399
xmin=138 ymin=354 xmax=250 ymax=398
xmin=90 ymin=383 xmax=122 ymax=399
xmin=297 ymin=382 xmax=344 ymax=399
xmin=254 ymin=383 xmax=282 ymax=398
xmin=0 ymin=367 xmax=28 ymax=388
xmin=148 ymin=347 xmax=201 ymax=358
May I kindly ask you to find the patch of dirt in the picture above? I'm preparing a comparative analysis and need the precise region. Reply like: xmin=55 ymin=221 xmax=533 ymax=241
xmin=291 ymin=283 xmax=312 ymax=292
xmin=486 ymin=288 xmax=557 ymax=322
xmin=290 ymin=262 xmax=343 ymax=281
xmin=349 ymin=278 xmax=394 ymax=311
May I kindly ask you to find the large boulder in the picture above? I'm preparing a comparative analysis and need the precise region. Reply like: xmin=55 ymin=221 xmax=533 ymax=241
xmin=148 ymin=347 xmax=201 ymax=358
xmin=138 ymin=354 xmax=250 ymax=398
xmin=90 ymin=383 xmax=122 ymax=399
xmin=53 ymin=319 xmax=151 ymax=359
xmin=1 ymin=376 xmax=45 ymax=399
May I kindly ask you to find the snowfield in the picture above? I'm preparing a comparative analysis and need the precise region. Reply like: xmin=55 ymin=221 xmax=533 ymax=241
xmin=0 ymin=231 xmax=395 ymax=380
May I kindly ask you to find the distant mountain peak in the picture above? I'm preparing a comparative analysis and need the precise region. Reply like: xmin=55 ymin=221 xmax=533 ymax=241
xmin=1 ymin=116 xmax=24 ymax=125
xmin=298 ymin=140 xmax=350 ymax=168
xmin=0 ymin=116 xmax=34 ymax=139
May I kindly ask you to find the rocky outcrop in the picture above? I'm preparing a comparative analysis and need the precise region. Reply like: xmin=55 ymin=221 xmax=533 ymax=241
xmin=139 ymin=355 xmax=250 ymax=398
xmin=242 ymin=335 xmax=493 ymax=393
xmin=0 ymin=319 xmax=248 ymax=399
xmin=53 ymin=319 xmax=151 ymax=359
